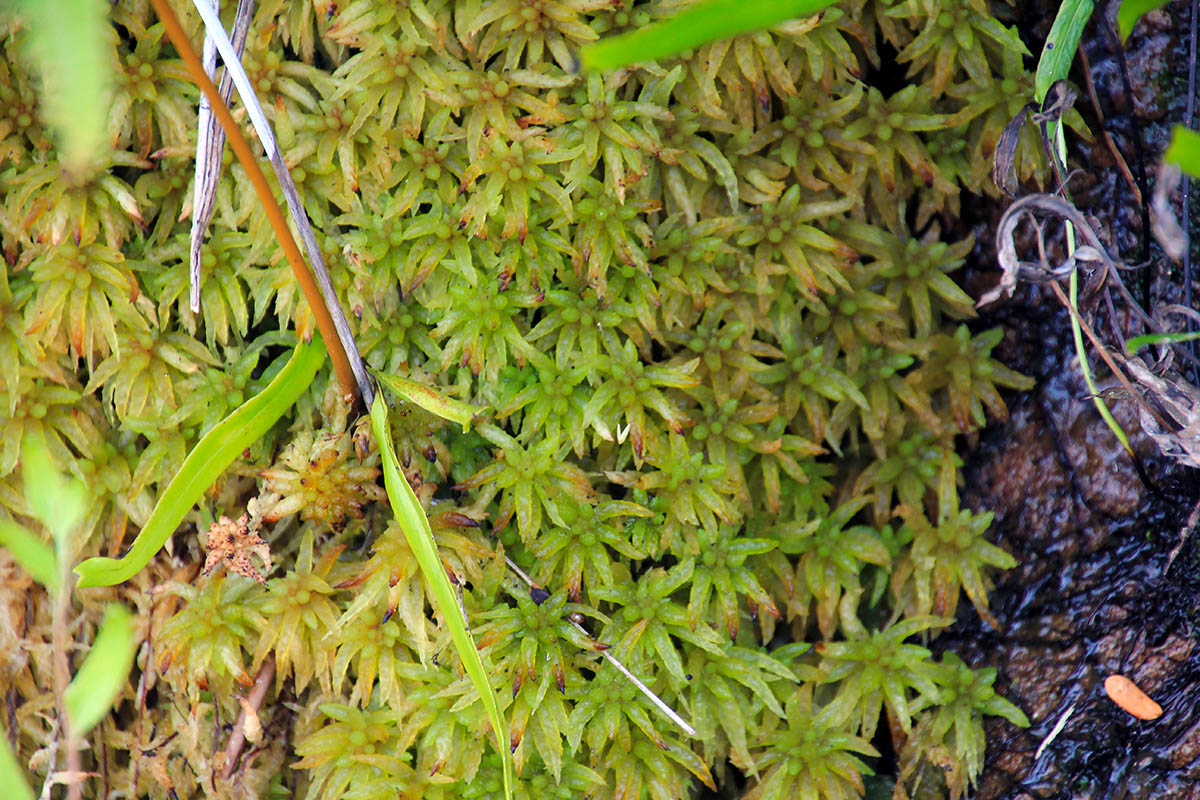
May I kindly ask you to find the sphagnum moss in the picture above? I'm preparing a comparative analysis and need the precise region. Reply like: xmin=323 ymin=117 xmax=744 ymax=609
xmin=0 ymin=0 xmax=1043 ymax=798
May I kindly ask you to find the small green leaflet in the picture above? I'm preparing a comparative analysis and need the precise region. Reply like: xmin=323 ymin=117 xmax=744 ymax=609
xmin=1166 ymin=126 xmax=1200 ymax=178
xmin=371 ymin=368 xmax=484 ymax=432
xmin=579 ymin=0 xmax=837 ymax=71
xmin=20 ymin=433 xmax=88 ymax=549
xmin=1117 ymin=0 xmax=1171 ymax=42
xmin=1126 ymin=329 xmax=1200 ymax=354
xmin=0 ymin=520 xmax=58 ymax=592
xmin=369 ymin=393 xmax=512 ymax=800
xmin=1034 ymin=0 xmax=1093 ymax=103
xmin=65 ymin=604 xmax=136 ymax=735
xmin=75 ymin=338 xmax=326 ymax=587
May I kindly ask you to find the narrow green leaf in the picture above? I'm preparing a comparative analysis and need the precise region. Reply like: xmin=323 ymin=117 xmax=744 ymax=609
xmin=1167 ymin=126 xmax=1200 ymax=178
xmin=20 ymin=434 xmax=88 ymax=549
xmin=74 ymin=338 xmax=325 ymax=587
xmin=0 ymin=520 xmax=59 ymax=592
xmin=11 ymin=0 xmax=113 ymax=172
xmin=0 ymin=725 xmax=34 ymax=800
xmin=1126 ymin=329 xmax=1200 ymax=354
xmin=372 ymin=368 xmax=484 ymax=432
xmin=65 ymin=604 xmax=136 ymax=735
xmin=1034 ymin=0 xmax=1094 ymax=102
xmin=1117 ymin=0 xmax=1171 ymax=42
xmin=369 ymin=393 xmax=512 ymax=800
xmin=578 ymin=0 xmax=836 ymax=71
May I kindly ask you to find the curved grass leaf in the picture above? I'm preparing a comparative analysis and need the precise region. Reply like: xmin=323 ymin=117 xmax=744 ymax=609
xmin=75 ymin=339 xmax=326 ymax=587
xmin=65 ymin=604 xmax=136 ymax=735
xmin=369 ymin=393 xmax=512 ymax=800
xmin=372 ymin=368 xmax=485 ymax=432
xmin=579 ymin=0 xmax=836 ymax=71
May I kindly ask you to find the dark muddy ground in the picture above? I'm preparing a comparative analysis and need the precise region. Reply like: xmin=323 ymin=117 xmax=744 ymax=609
xmin=948 ymin=2 xmax=1200 ymax=798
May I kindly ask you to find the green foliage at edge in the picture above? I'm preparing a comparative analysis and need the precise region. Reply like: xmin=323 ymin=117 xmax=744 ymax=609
xmin=578 ymin=0 xmax=836 ymax=70
xmin=7 ymin=0 xmax=112 ymax=172
xmin=1167 ymin=125 xmax=1200 ymax=177
xmin=0 ymin=724 xmax=33 ymax=800
xmin=1117 ymin=0 xmax=1171 ymax=42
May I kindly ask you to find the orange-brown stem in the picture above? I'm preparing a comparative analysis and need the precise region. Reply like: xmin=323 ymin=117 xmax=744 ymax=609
xmin=148 ymin=0 xmax=358 ymax=401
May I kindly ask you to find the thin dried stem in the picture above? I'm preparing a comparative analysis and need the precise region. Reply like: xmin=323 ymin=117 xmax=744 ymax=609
xmin=220 ymin=654 xmax=275 ymax=780
xmin=190 ymin=0 xmax=255 ymax=313
xmin=148 ymin=0 xmax=363 ymax=404
xmin=502 ymin=556 xmax=697 ymax=737
xmin=1165 ymin=494 xmax=1200 ymax=574
xmin=188 ymin=0 xmax=375 ymax=407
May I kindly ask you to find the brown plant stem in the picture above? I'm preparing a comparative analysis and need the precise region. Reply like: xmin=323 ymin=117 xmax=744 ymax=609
xmin=51 ymin=569 xmax=81 ymax=800
xmin=148 ymin=0 xmax=359 ymax=403
xmin=220 ymin=654 xmax=275 ymax=780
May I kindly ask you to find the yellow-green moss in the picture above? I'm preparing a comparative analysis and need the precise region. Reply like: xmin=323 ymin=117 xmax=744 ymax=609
xmin=0 ymin=0 xmax=1043 ymax=798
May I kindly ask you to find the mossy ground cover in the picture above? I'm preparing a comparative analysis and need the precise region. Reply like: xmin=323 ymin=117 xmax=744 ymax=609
xmin=2 ymin=1 xmax=1046 ymax=797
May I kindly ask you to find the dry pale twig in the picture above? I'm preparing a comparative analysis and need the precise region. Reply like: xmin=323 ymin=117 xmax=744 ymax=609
xmin=502 ymin=556 xmax=697 ymax=737
xmin=1150 ymin=163 xmax=1188 ymax=264
xmin=220 ymin=654 xmax=275 ymax=780
xmin=188 ymin=0 xmax=374 ymax=407
xmin=190 ymin=0 xmax=255 ymax=313
xmin=1166 ymin=495 xmax=1200 ymax=574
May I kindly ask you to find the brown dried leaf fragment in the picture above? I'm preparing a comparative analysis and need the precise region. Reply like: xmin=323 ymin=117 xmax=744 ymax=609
xmin=201 ymin=513 xmax=271 ymax=584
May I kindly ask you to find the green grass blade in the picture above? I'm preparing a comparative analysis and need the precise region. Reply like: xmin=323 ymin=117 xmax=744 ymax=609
xmin=369 ymin=393 xmax=511 ymax=800
xmin=0 ymin=724 xmax=34 ymax=800
xmin=1033 ymin=1 xmax=1133 ymax=460
xmin=0 ymin=520 xmax=59 ymax=592
xmin=65 ymin=604 xmax=136 ymax=735
xmin=579 ymin=0 xmax=836 ymax=71
xmin=11 ymin=0 xmax=112 ymax=172
xmin=371 ymin=368 xmax=484 ymax=432
xmin=74 ymin=338 xmax=326 ymax=587
xmin=1126 ymin=329 xmax=1200 ymax=354
xmin=1034 ymin=0 xmax=1093 ymax=102
xmin=1117 ymin=0 xmax=1171 ymax=42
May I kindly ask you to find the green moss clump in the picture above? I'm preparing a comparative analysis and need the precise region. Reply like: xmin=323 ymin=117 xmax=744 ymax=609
xmin=0 ymin=1 xmax=1042 ymax=798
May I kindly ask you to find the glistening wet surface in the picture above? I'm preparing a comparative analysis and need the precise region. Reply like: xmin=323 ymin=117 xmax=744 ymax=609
xmin=947 ymin=301 xmax=1200 ymax=799
xmin=944 ymin=4 xmax=1200 ymax=797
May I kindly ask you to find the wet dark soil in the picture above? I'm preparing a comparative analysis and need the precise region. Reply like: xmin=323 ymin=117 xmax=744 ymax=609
xmin=948 ymin=2 xmax=1200 ymax=798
